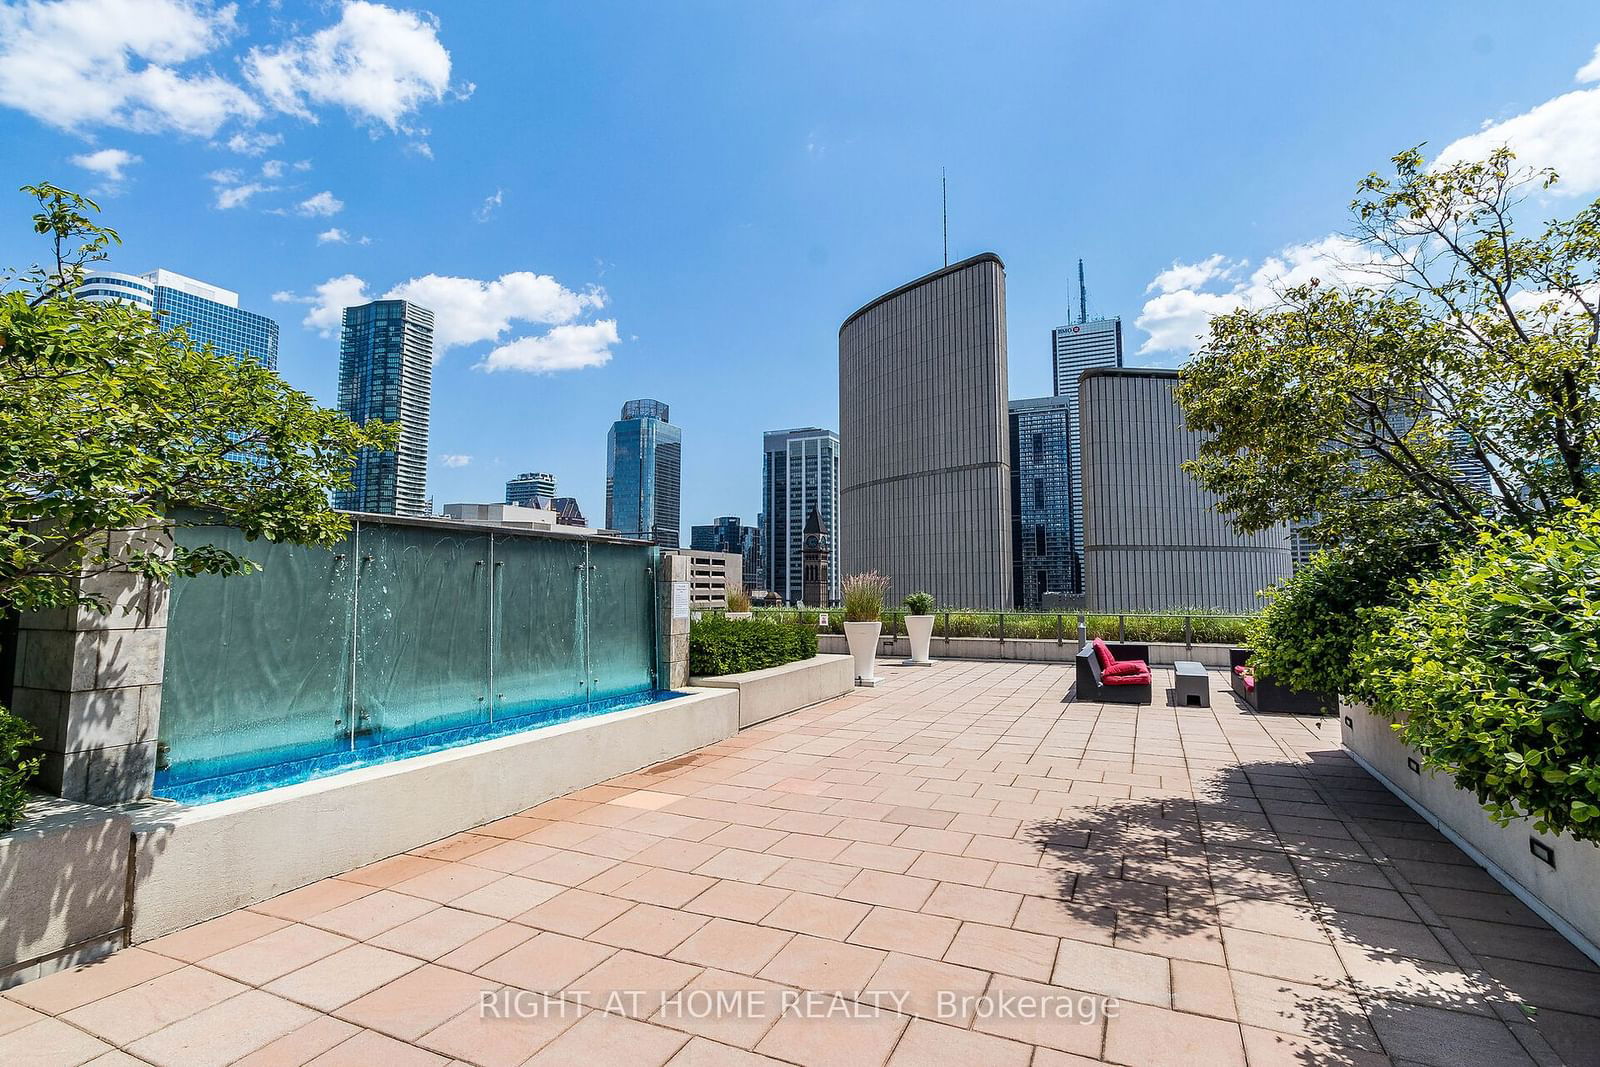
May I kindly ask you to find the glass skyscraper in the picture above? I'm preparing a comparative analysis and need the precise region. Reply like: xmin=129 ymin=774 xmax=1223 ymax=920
xmin=78 ymin=268 xmax=278 ymax=370
xmin=605 ymin=399 xmax=682 ymax=547
xmin=505 ymin=472 xmax=557 ymax=509
xmin=761 ymin=427 xmax=840 ymax=605
xmin=1008 ymin=397 xmax=1076 ymax=609
xmin=1052 ymin=312 xmax=1123 ymax=597
xmin=691 ymin=516 xmax=762 ymax=591
xmin=333 ymin=300 xmax=435 ymax=517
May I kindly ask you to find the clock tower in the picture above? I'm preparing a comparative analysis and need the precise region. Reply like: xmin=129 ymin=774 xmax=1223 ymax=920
xmin=801 ymin=507 xmax=831 ymax=607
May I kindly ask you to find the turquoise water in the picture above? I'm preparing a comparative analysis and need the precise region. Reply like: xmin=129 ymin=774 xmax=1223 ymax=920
xmin=154 ymin=689 xmax=684 ymax=805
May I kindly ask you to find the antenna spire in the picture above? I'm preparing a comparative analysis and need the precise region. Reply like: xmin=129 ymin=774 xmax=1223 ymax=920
xmin=941 ymin=168 xmax=948 ymax=267
xmin=1077 ymin=258 xmax=1088 ymax=324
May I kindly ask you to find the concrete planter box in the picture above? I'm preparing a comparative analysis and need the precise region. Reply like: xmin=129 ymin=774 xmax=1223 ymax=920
xmin=0 ymin=796 xmax=131 ymax=988
xmin=126 ymin=688 xmax=738 ymax=943
xmin=818 ymin=634 xmax=1233 ymax=667
xmin=1343 ymin=704 xmax=1600 ymax=965
xmin=691 ymin=654 xmax=854 ymax=727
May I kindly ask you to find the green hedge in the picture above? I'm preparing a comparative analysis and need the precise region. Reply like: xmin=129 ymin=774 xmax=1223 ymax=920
xmin=750 ymin=608 xmax=1252 ymax=644
xmin=689 ymin=616 xmax=817 ymax=677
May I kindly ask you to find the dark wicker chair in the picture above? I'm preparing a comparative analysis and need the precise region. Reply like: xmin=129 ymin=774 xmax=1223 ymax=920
xmin=1075 ymin=642 xmax=1152 ymax=705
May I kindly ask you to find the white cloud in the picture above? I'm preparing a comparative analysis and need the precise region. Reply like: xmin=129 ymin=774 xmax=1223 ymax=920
xmin=206 ymin=167 xmax=274 ymax=209
xmin=475 ymin=188 xmax=502 ymax=223
xmin=479 ymin=320 xmax=620 ymax=374
xmin=225 ymin=129 xmax=280 ymax=155
xmin=1435 ymin=44 xmax=1600 ymax=196
xmin=297 ymin=190 xmax=343 ymax=216
xmin=437 ymin=453 xmax=471 ymax=468
xmin=70 ymin=146 xmax=140 ymax=181
xmin=383 ymin=272 xmax=606 ymax=350
xmin=277 ymin=269 xmax=617 ymax=373
xmin=259 ymin=158 xmax=285 ymax=178
xmin=316 ymin=227 xmax=348 ymax=244
xmin=244 ymin=1 xmax=452 ymax=129
xmin=1135 ymin=235 xmax=1382 ymax=356
xmin=0 ymin=0 xmax=260 ymax=135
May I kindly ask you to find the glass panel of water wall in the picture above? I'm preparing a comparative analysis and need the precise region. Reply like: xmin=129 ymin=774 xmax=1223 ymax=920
xmin=354 ymin=523 xmax=491 ymax=745
xmin=585 ymin=541 xmax=656 ymax=700
xmin=159 ymin=522 xmax=355 ymax=786
xmin=492 ymin=534 xmax=588 ymax=719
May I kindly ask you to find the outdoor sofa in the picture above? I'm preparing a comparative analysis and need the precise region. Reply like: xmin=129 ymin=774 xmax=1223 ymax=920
xmin=1075 ymin=639 xmax=1153 ymax=704
xmin=1229 ymin=648 xmax=1335 ymax=715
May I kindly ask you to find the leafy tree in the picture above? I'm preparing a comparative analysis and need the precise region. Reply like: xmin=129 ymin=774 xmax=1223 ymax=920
xmin=1175 ymin=148 xmax=1600 ymax=557
xmin=1 ymin=182 xmax=394 ymax=613
xmin=0 ymin=182 xmax=391 ymax=827
xmin=1354 ymin=505 xmax=1600 ymax=842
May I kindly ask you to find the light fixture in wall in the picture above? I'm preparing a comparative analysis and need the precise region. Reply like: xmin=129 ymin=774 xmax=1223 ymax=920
xmin=1530 ymin=838 xmax=1556 ymax=869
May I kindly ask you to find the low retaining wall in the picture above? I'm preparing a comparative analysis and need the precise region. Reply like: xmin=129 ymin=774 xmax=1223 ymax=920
xmin=1343 ymin=705 xmax=1600 ymax=966
xmin=128 ymin=687 xmax=738 ymax=942
xmin=0 ymin=797 xmax=132 ymax=988
xmin=690 ymin=654 xmax=854 ymax=727
xmin=817 ymin=634 xmax=1233 ymax=666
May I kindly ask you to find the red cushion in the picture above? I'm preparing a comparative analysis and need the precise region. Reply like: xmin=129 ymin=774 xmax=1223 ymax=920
xmin=1104 ymin=661 xmax=1145 ymax=678
xmin=1105 ymin=669 xmax=1151 ymax=686
xmin=1232 ymin=665 xmax=1247 ymax=676
xmin=1091 ymin=638 xmax=1116 ymax=669
xmin=1243 ymin=676 xmax=1257 ymax=692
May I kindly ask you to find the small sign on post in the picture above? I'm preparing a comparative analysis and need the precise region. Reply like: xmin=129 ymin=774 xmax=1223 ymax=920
xmin=817 ymin=612 xmax=829 ymax=628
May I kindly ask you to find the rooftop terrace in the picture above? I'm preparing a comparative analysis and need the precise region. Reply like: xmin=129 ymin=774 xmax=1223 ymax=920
xmin=5 ymin=662 xmax=1596 ymax=1067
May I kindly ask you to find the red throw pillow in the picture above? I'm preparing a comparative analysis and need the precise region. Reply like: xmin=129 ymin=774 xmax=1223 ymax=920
xmin=1233 ymin=664 xmax=1247 ymax=676
xmin=1091 ymin=638 xmax=1116 ymax=669
xmin=1104 ymin=661 xmax=1144 ymax=678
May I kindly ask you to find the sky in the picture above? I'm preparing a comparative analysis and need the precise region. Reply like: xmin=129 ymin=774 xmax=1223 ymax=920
xmin=3 ymin=1 xmax=1600 ymax=537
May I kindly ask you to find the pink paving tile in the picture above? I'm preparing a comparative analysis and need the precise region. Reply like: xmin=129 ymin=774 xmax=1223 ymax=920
xmin=1103 ymin=1001 xmax=1246 ymax=1067
xmin=201 ymin=924 xmax=357 ymax=986
xmin=5 ymin=947 xmax=183 ymax=1014
xmin=308 ymin=889 xmax=440 ymax=940
xmin=670 ymin=918 xmax=794 ymax=975
xmin=664 ymin=1036 xmax=792 ymax=1066
xmin=864 ymin=951 xmax=991 ymax=1024
xmin=969 ymin=975 xmax=1108 ymax=1057
xmin=650 ymin=968 xmax=790 ymax=1049
xmin=887 ymin=1017 xmax=1032 ymax=1067
xmin=694 ymin=848 xmax=790 ymax=883
xmin=846 ymin=907 xmax=959 ymax=959
xmin=475 ymin=931 xmax=616 ymax=993
xmin=758 ymin=933 xmax=885 ymax=993
xmin=615 ymin=868 xmax=719 ymax=908
xmin=839 ymin=870 xmax=936 ymax=911
xmin=759 ymin=892 xmax=870 ymax=940
xmin=1171 ymin=959 xmax=1236 ymax=1021
xmin=368 ymin=906 xmax=504 ymax=961
xmin=419 ymin=995 xmax=585 ymax=1065
xmin=522 ymin=849 xmax=623 ymax=888
xmin=944 ymin=922 xmax=1058 ymax=982
xmin=232 ymin=1015 xmax=361 ymax=1067
xmin=306 ymin=1028 xmax=449 ymax=1066
xmin=450 ymin=874 xmax=566 ymax=919
xmin=590 ymin=904 xmax=710 ymax=956
xmin=571 ymin=949 xmax=703 ymax=1017
xmin=903 ymin=851 xmax=995 ymax=887
xmin=251 ymin=879 xmax=376 ymax=922
xmin=0 ymin=997 xmax=43 ymax=1037
xmin=335 ymin=963 xmax=493 ymax=1040
xmin=459 ymin=839 xmax=558 ymax=874
xmin=763 ymin=857 xmax=860 ymax=895
xmin=630 ymin=838 xmax=723 ymax=873
xmin=1052 ymin=939 xmax=1171 ymax=1007
xmin=264 ymin=944 xmax=424 ymax=1012
xmin=518 ymin=887 xmax=636 ymax=937
xmin=342 ymin=853 xmax=452 ymax=889
xmin=126 ymin=988 xmax=319 ymax=1067
xmin=753 ymin=1000 xmax=907 ymax=1067
xmin=833 ymin=841 xmax=919 ymax=874
xmin=1011 ymin=896 xmax=1117 ymax=945
xmin=142 ymin=910 xmax=291 ymax=964
xmin=684 ymin=880 xmax=792 ymax=923
xmin=1220 ymin=926 xmax=1346 ymax=988
xmin=388 ymin=863 xmax=507 ymax=905
xmin=434 ymin=923 xmax=539 ymax=973
xmin=410 ymin=833 xmax=499 ymax=863
xmin=0 ymin=1017 xmax=113 ymax=1066
xmin=525 ymin=1010 xmax=689 ymax=1067
xmin=60 ymin=965 xmax=248 ymax=1045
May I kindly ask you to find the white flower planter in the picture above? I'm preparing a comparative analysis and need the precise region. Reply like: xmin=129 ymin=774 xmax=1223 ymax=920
xmin=843 ymin=621 xmax=883 ymax=686
xmin=903 ymin=615 xmax=935 ymax=666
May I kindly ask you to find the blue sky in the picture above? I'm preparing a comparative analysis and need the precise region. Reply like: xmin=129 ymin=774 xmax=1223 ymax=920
xmin=4 ymin=1 xmax=1599 ymax=536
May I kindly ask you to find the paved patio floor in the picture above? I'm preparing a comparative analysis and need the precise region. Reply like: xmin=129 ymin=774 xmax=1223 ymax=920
xmin=5 ymin=661 xmax=1599 ymax=1067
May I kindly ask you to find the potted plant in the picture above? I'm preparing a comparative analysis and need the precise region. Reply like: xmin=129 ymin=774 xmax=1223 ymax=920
xmin=841 ymin=572 xmax=890 ymax=686
xmin=902 ymin=591 xmax=936 ymax=666
xmin=725 ymin=587 xmax=753 ymax=620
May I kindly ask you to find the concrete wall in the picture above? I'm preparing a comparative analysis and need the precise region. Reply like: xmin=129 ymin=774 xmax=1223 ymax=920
xmin=839 ymin=252 xmax=1014 ymax=609
xmin=691 ymin=654 xmax=854 ymax=727
xmin=1344 ymin=705 xmax=1600 ymax=966
xmin=1080 ymin=369 xmax=1291 ymax=614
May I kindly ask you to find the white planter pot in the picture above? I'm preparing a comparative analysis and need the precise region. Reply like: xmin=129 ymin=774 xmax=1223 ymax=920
xmin=903 ymin=615 xmax=935 ymax=666
xmin=843 ymin=621 xmax=883 ymax=686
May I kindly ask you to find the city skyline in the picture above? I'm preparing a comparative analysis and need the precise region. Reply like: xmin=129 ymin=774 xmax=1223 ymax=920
xmin=4 ymin=5 xmax=1592 ymax=532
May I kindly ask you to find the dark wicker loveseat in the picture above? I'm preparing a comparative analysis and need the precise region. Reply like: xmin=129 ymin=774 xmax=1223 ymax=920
xmin=1229 ymin=648 xmax=1335 ymax=715
xmin=1075 ymin=640 xmax=1153 ymax=705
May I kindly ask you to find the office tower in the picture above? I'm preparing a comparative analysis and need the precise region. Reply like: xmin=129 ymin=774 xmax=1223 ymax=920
xmin=1051 ymin=260 xmax=1123 ymax=595
xmin=1008 ymin=397 xmax=1075 ymax=609
xmin=839 ymin=252 xmax=1013 ymax=608
xmin=551 ymin=497 xmax=588 ymax=527
xmin=801 ymin=507 xmax=831 ymax=608
xmin=691 ymin=516 xmax=763 ymax=592
xmin=332 ymin=299 xmax=434 ymax=517
xmin=505 ymin=472 xmax=557 ymax=509
xmin=761 ymin=428 xmax=840 ymax=604
xmin=79 ymin=268 xmax=279 ymax=369
xmin=605 ymin=399 xmax=682 ymax=547
xmin=1079 ymin=368 xmax=1290 ymax=612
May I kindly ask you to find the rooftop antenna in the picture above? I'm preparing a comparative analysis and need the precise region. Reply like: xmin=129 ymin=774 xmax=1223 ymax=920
xmin=1077 ymin=258 xmax=1088 ymax=324
xmin=941 ymin=168 xmax=948 ymax=267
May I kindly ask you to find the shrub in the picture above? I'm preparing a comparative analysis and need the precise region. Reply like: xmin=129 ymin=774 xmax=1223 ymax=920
xmin=842 ymin=572 xmax=890 ymax=622
xmin=1354 ymin=506 xmax=1600 ymax=841
xmin=689 ymin=616 xmax=817 ymax=676
xmin=0 ymin=707 xmax=40 ymax=832
xmin=903 ymin=591 xmax=936 ymax=616
xmin=726 ymin=587 xmax=751 ymax=613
